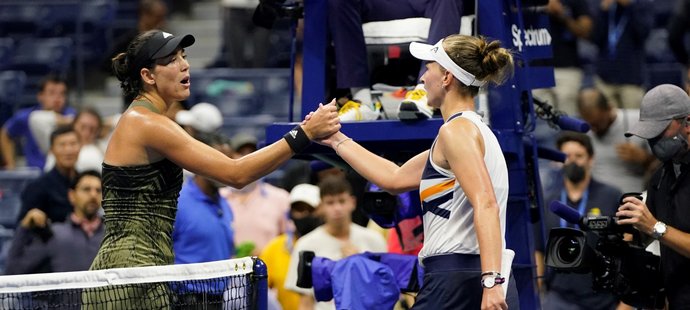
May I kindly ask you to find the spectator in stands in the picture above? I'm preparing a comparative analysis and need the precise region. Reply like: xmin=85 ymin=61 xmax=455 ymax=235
xmin=0 ymin=75 xmax=75 ymax=169
xmin=174 ymin=102 xmax=226 ymax=182
xmin=15 ymin=126 xmax=80 ymax=225
xmin=220 ymin=133 xmax=290 ymax=256
xmin=173 ymin=132 xmax=235 ymax=265
xmin=6 ymin=170 xmax=103 ymax=274
xmin=536 ymin=132 xmax=622 ymax=309
xmin=285 ymin=176 xmax=386 ymax=310
xmin=327 ymin=0 xmax=468 ymax=121
xmin=260 ymin=183 xmax=321 ymax=310
xmin=532 ymin=0 xmax=593 ymax=116
xmin=667 ymin=0 xmax=690 ymax=94
xmin=174 ymin=102 xmax=223 ymax=136
xmin=35 ymin=107 xmax=108 ymax=173
xmin=589 ymin=0 xmax=653 ymax=109
xmin=171 ymin=132 xmax=234 ymax=307
xmin=577 ymin=87 xmax=656 ymax=192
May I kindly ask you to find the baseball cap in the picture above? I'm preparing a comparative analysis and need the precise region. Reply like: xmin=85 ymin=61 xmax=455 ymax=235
xmin=230 ymin=132 xmax=258 ymax=151
xmin=175 ymin=102 xmax=223 ymax=133
xmin=289 ymin=184 xmax=320 ymax=209
xmin=625 ymin=84 xmax=690 ymax=139
xmin=133 ymin=30 xmax=195 ymax=71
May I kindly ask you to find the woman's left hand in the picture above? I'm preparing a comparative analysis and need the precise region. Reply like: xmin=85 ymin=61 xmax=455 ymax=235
xmin=482 ymin=287 xmax=508 ymax=310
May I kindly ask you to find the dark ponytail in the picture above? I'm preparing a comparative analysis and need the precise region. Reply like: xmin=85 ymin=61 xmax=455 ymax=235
xmin=111 ymin=30 xmax=158 ymax=103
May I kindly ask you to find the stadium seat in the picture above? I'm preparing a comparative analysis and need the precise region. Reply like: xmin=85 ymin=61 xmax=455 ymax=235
xmin=645 ymin=29 xmax=677 ymax=64
xmin=0 ymin=4 xmax=42 ymax=38
xmin=188 ymin=68 xmax=291 ymax=118
xmin=0 ymin=70 xmax=27 ymax=126
xmin=37 ymin=1 xmax=117 ymax=64
xmin=0 ymin=169 xmax=41 ymax=274
xmin=0 ymin=169 xmax=41 ymax=229
xmin=5 ymin=38 xmax=73 ymax=78
xmin=0 ymin=38 xmax=14 ymax=70
xmin=112 ymin=0 xmax=139 ymax=40
xmin=645 ymin=63 xmax=685 ymax=90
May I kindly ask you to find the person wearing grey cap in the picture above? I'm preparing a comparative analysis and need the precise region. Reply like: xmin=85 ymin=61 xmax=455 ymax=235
xmin=83 ymin=30 xmax=340 ymax=308
xmin=617 ymin=84 xmax=690 ymax=309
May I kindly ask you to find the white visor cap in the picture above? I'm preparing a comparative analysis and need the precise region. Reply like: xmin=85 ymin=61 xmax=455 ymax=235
xmin=409 ymin=39 xmax=486 ymax=87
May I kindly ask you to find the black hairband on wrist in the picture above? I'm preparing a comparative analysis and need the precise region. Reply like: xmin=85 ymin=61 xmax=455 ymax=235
xmin=283 ymin=125 xmax=311 ymax=154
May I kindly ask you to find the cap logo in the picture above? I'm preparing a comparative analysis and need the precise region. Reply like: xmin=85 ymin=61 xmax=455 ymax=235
xmin=431 ymin=47 xmax=439 ymax=54
xmin=162 ymin=32 xmax=173 ymax=39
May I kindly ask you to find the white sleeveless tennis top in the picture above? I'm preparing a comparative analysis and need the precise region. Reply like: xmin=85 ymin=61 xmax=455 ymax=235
xmin=418 ymin=111 xmax=509 ymax=260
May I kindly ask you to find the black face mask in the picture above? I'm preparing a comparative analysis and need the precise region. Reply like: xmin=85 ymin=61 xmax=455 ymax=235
xmin=649 ymin=133 xmax=689 ymax=163
xmin=563 ymin=163 xmax=586 ymax=184
xmin=291 ymin=216 xmax=322 ymax=237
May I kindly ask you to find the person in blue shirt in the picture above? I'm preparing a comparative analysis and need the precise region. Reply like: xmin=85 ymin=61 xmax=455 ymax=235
xmin=0 ymin=74 xmax=76 ymax=169
xmin=172 ymin=132 xmax=235 ymax=308
xmin=173 ymin=132 xmax=235 ymax=264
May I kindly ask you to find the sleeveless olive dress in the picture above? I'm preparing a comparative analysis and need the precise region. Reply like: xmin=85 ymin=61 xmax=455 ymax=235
xmin=82 ymin=156 xmax=183 ymax=309
xmin=82 ymin=100 xmax=183 ymax=309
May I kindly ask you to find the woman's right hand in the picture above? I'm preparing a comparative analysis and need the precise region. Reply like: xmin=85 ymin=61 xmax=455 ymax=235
xmin=301 ymin=99 xmax=340 ymax=139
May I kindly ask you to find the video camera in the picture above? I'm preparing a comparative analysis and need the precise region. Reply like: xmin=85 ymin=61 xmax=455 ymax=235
xmin=544 ymin=193 xmax=665 ymax=309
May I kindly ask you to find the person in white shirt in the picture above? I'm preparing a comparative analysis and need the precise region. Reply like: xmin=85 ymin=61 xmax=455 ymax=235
xmin=284 ymin=176 xmax=386 ymax=310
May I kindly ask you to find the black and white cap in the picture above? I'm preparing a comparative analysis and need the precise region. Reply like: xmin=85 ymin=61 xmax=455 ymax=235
xmin=133 ymin=30 xmax=195 ymax=71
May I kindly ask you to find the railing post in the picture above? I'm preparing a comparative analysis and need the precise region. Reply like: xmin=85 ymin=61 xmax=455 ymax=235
xmin=251 ymin=257 xmax=268 ymax=310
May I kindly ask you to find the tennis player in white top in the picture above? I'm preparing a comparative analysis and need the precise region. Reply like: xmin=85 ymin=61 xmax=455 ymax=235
xmin=314 ymin=34 xmax=517 ymax=310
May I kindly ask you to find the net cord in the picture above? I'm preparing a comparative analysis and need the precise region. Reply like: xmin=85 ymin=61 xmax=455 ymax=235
xmin=0 ymin=257 xmax=255 ymax=294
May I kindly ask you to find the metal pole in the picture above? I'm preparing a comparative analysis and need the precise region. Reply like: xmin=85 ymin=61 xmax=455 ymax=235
xmin=251 ymin=257 xmax=268 ymax=310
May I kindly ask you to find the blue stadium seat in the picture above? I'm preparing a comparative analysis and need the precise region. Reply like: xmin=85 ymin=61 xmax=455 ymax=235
xmin=188 ymin=68 xmax=292 ymax=118
xmin=653 ymin=0 xmax=675 ymax=28
xmin=0 ymin=169 xmax=41 ymax=229
xmin=645 ymin=29 xmax=677 ymax=64
xmin=112 ymin=0 xmax=139 ymax=40
xmin=0 ymin=70 xmax=27 ymax=126
xmin=38 ymin=1 xmax=116 ymax=36
xmin=0 ymin=169 xmax=41 ymax=275
xmin=645 ymin=63 xmax=685 ymax=89
xmin=5 ymin=38 xmax=73 ymax=78
xmin=0 ymin=4 xmax=42 ymax=38
xmin=0 ymin=38 xmax=15 ymax=70
xmin=37 ymin=1 xmax=117 ymax=64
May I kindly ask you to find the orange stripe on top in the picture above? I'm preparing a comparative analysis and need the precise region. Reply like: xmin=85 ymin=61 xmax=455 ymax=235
xmin=420 ymin=179 xmax=456 ymax=201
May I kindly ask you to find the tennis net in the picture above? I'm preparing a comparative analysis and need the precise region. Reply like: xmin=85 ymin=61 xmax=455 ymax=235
xmin=0 ymin=256 xmax=267 ymax=310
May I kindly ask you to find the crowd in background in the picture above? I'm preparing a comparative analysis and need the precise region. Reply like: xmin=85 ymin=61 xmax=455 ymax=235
xmin=1 ymin=0 xmax=690 ymax=309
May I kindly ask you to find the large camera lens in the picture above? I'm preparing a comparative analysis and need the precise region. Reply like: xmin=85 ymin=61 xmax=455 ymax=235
xmin=557 ymin=237 xmax=581 ymax=263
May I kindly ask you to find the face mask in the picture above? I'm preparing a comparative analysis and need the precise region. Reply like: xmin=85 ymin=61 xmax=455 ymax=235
xmin=563 ymin=163 xmax=586 ymax=184
xmin=291 ymin=216 xmax=322 ymax=237
xmin=649 ymin=133 xmax=689 ymax=163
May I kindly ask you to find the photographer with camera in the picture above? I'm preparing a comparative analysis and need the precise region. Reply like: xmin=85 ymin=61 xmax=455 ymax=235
xmin=620 ymin=84 xmax=690 ymax=309
xmin=537 ymin=132 xmax=623 ymax=309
